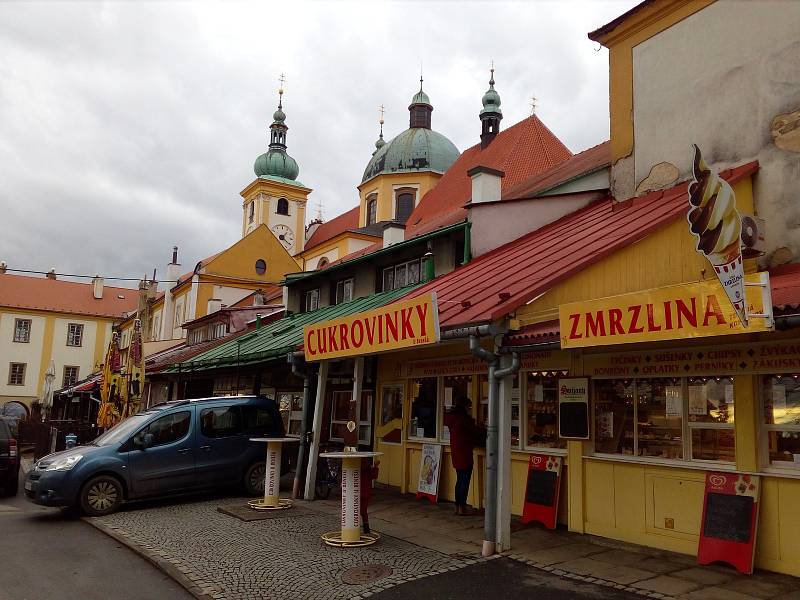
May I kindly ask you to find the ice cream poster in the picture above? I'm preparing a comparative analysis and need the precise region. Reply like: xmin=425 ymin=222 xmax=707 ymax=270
xmin=687 ymin=145 xmax=748 ymax=326
xmin=416 ymin=443 xmax=442 ymax=503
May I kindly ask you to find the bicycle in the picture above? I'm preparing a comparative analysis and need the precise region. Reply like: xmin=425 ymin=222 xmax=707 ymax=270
xmin=315 ymin=449 xmax=340 ymax=500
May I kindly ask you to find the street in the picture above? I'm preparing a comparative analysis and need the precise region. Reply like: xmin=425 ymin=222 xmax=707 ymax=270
xmin=0 ymin=469 xmax=191 ymax=600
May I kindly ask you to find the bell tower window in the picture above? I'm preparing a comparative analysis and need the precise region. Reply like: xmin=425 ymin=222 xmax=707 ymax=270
xmin=276 ymin=198 xmax=289 ymax=215
xmin=366 ymin=196 xmax=378 ymax=226
xmin=248 ymin=201 xmax=255 ymax=223
xmin=395 ymin=190 xmax=415 ymax=223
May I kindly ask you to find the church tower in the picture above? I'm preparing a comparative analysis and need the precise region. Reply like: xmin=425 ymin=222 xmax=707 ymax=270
xmin=479 ymin=67 xmax=502 ymax=149
xmin=240 ymin=79 xmax=311 ymax=256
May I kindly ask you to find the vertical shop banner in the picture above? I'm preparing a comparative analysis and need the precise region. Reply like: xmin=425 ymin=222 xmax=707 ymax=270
xmin=687 ymin=145 xmax=748 ymax=325
xmin=521 ymin=454 xmax=562 ymax=529
xmin=558 ymin=378 xmax=589 ymax=439
xmin=416 ymin=444 xmax=442 ymax=504
xmin=698 ymin=471 xmax=760 ymax=575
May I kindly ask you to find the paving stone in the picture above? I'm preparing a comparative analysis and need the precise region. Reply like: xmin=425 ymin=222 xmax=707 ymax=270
xmin=632 ymin=575 xmax=701 ymax=596
xmin=720 ymin=579 xmax=792 ymax=598
xmin=554 ymin=557 xmax=609 ymax=576
xmin=595 ymin=566 xmax=658 ymax=586
xmin=772 ymin=592 xmax=800 ymax=600
xmin=680 ymin=586 xmax=760 ymax=600
xmin=592 ymin=549 xmax=650 ymax=567
xmin=521 ymin=543 xmax=604 ymax=566
xmin=635 ymin=557 xmax=686 ymax=574
xmin=671 ymin=567 xmax=733 ymax=586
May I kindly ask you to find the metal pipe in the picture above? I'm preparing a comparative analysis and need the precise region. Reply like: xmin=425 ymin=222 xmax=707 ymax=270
xmin=289 ymin=352 xmax=312 ymax=499
xmin=498 ymin=340 xmax=560 ymax=353
xmin=442 ymin=324 xmax=493 ymax=340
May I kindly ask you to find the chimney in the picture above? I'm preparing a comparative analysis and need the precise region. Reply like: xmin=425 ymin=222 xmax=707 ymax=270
xmin=382 ymin=221 xmax=406 ymax=247
xmin=207 ymin=298 xmax=222 ymax=314
xmin=253 ymin=289 xmax=266 ymax=306
xmin=467 ymin=166 xmax=505 ymax=204
xmin=92 ymin=275 xmax=104 ymax=299
xmin=46 ymin=268 xmax=57 ymax=280
xmin=0 ymin=261 xmax=6 ymax=274
xmin=166 ymin=246 xmax=181 ymax=285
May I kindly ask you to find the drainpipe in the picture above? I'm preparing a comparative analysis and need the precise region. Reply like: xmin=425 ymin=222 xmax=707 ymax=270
xmin=289 ymin=352 xmax=313 ymax=499
xmin=494 ymin=350 xmax=520 ymax=552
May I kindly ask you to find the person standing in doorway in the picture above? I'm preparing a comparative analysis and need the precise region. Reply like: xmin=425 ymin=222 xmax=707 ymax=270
xmin=444 ymin=396 xmax=481 ymax=515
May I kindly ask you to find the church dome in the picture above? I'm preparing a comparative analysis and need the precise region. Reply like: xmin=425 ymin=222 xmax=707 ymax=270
xmin=254 ymin=149 xmax=299 ymax=180
xmin=362 ymin=83 xmax=459 ymax=183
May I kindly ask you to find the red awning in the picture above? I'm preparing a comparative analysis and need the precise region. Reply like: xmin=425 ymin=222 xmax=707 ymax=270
xmin=770 ymin=263 xmax=800 ymax=313
xmin=505 ymin=320 xmax=560 ymax=346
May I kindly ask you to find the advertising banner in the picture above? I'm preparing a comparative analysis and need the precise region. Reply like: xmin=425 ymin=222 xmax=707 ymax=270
xmin=559 ymin=273 xmax=772 ymax=349
xmin=304 ymin=293 xmax=439 ymax=361
xmin=521 ymin=454 xmax=562 ymax=529
xmin=416 ymin=443 xmax=442 ymax=504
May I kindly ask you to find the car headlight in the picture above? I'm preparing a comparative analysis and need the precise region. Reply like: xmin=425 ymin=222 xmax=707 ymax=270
xmin=45 ymin=455 xmax=84 ymax=471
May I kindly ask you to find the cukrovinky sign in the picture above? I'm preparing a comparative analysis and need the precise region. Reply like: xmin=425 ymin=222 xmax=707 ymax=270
xmin=559 ymin=273 xmax=772 ymax=349
xmin=303 ymin=292 xmax=440 ymax=361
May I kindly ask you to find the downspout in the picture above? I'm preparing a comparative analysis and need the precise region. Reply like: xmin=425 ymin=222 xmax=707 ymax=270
xmin=469 ymin=334 xmax=498 ymax=557
xmin=289 ymin=351 xmax=312 ymax=499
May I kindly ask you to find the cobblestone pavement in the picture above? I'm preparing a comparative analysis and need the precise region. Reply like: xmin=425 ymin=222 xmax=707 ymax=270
xmin=91 ymin=496 xmax=477 ymax=600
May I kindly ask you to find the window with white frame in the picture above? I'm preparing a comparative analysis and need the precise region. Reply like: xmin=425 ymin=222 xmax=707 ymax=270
xmin=334 ymin=278 xmax=354 ymax=305
xmin=382 ymin=259 xmax=421 ymax=292
xmin=67 ymin=323 xmax=84 ymax=347
xmin=522 ymin=373 xmax=562 ymax=450
xmin=13 ymin=319 xmax=31 ymax=343
xmin=303 ymin=289 xmax=320 ymax=312
xmin=63 ymin=366 xmax=79 ymax=388
xmin=330 ymin=390 xmax=372 ymax=444
xmin=761 ymin=374 xmax=800 ymax=469
xmin=593 ymin=377 xmax=734 ymax=462
xmin=8 ymin=363 xmax=25 ymax=386
xmin=277 ymin=392 xmax=304 ymax=436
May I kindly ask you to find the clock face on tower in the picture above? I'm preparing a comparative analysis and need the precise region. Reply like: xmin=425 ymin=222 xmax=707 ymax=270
xmin=272 ymin=224 xmax=295 ymax=249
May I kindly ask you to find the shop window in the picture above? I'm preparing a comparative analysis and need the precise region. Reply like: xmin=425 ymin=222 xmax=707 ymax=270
xmin=334 ymin=278 xmax=354 ymax=305
xmin=475 ymin=373 xmax=521 ymax=449
xmin=278 ymin=392 xmax=304 ymax=436
xmin=379 ymin=384 xmax=404 ymax=444
xmin=303 ymin=289 xmax=320 ymax=313
xmin=13 ymin=319 xmax=31 ymax=343
xmin=330 ymin=390 xmax=372 ymax=444
xmin=594 ymin=377 xmax=734 ymax=463
xmin=409 ymin=377 xmax=438 ymax=440
xmin=761 ymin=375 xmax=800 ymax=468
xmin=200 ymin=406 xmax=242 ymax=438
xmin=442 ymin=375 xmax=473 ymax=443
xmin=524 ymin=373 xmax=562 ymax=450
xmin=382 ymin=259 xmax=421 ymax=292
xmin=688 ymin=377 xmax=735 ymax=462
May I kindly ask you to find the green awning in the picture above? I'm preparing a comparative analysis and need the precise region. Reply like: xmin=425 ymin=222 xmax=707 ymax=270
xmin=165 ymin=284 xmax=421 ymax=372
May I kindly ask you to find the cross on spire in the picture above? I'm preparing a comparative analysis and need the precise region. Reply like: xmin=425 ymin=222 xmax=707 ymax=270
xmin=490 ymin=60 xmax=495 ymax=87
xmin=530 ymin=94 xmax=537 ymax=116
xmin=277 ymin=72 xmax=286 ymax=108
xmin=378 ymin=104 xmax=385 ymax=135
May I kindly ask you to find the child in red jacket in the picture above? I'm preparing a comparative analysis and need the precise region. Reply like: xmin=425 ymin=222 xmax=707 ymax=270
xmin=360 ymin=458 xmax=380 ymax=534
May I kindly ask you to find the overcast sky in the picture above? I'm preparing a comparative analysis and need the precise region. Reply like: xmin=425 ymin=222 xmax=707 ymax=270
xmin=0 ymin=0 xmax=637 ymax=289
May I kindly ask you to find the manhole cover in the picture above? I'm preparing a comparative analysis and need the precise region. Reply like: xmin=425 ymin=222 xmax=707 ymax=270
xmin=341 ymin=563 xmax=393 ymax=585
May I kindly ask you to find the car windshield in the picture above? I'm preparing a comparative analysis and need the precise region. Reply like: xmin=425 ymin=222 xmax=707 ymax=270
xmin=92 ymin=414 xmax=151 ymax=446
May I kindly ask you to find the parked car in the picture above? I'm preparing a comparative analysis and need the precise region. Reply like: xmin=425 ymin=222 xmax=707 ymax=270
xmin=0 ymin=418 xmax=20 ymax=497
xmin=24 ymin=395 xmax=290 ymax=516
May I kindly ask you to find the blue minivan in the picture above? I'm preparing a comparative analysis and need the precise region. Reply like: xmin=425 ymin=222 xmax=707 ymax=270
xmin=24 ymin=396 xmax=288 ymax=516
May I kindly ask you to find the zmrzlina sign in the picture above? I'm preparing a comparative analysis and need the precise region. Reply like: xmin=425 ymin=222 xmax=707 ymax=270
xmin=303 ymin=293 xmax=440 ymax=361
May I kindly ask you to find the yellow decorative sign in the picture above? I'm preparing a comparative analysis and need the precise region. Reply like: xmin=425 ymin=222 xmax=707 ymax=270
xmin=304 ymin=293 xmax=439 ymax=362
xmin=559 ymin=273 xmax=772 ymax=349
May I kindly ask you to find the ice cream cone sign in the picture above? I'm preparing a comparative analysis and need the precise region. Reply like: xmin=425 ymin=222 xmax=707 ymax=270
xmin=687 ymin=145 xmax=748 ymax=326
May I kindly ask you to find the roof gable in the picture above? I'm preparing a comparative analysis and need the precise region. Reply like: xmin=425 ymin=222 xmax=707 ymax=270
xmin=304 ymin=207 xmax=362 ymax=251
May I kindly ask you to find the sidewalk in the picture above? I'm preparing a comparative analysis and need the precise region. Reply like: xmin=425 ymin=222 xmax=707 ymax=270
xmin=85 ymin=487 xmax=800 ymax=600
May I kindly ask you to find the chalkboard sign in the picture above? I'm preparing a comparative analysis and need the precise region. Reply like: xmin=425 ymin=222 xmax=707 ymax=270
xmin=697 ymin=472 xmax=760 ymax=575
xmin=558 ymin=378 xmax=589 ymax=440
xmin=521 ymin=454 xmax=562 ymax=529
xmin=703 ymin=493 xmax=753 ymax=543
xmin=525 ymin=469 xmax=557 ymax=506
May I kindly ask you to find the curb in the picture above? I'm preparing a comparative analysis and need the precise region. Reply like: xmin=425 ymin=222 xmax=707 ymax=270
xmin=82 ymin=517 xmax=213 ymax=600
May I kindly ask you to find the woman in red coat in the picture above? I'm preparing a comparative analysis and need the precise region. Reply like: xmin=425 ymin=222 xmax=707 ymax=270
xmin=444 ymin=396 xmax=482 ymax=515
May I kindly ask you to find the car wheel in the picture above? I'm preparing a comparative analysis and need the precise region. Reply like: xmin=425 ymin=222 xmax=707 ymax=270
xmin=244 ymin=461 xmax=265 ymax=497
xmin=79 ymin=475 xmax=123 ymax=516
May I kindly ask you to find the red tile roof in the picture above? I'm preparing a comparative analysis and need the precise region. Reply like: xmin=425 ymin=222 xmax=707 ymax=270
xmin=505 ymin=320 xmax=560 ymax=346
xmin=304 ymin=206 xmax=362 ymax=251
xmin=502 ymin=141 xmax=610 ymax=201
xmin=0 ymin=273 xmax=139 ymax=319
xmin=230 ymin=285 xmax=283 ymax=307
xmin=405 ymin=115 xmax=573 ymax=238
xmin=405 ymin=161 xmax=759 ymax=328
xmin=770 ymin=263 xmax=800 ymax=312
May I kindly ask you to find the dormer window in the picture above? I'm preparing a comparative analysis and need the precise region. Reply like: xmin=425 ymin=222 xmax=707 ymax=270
xmin=276 ymin=198 xmax=289 ymax=216
xmin=366 ymin=196 xmax=378 ymax=226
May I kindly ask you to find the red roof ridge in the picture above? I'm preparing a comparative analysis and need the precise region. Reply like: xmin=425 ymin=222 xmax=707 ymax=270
xmin=305 ymin=206 xmax=362 ymax=251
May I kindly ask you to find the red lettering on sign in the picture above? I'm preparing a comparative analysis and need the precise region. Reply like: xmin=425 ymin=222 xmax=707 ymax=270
xmin=703 ymin=294 xmax=726 ymax=326
xmin=328 ymin=326 xmax=339 ymax=352
xmin=378 ymin=314 xmax=384 ymax=344
xmin=609 ymin=308 xmax=624 ymax=335
xmin=663 ymin=301 xmax=674 ymax=330
xmin=401 ymin=307 xmax=415 ymax=339
xmin=339 ymin=323 xmax=350 ymax=350
xmin=627 ymin=305 xmax=644 ymax=333
xmin=585 ymin=311 xmax=606 ymax=338
xmin=365 ymin=316 xmax=376 ymax=345
xmin=386 ymin=310 xmax=399 ymax=341
xmin=318 ymin=328 xmax=327 ymax=353
xmin=352 ymin=320 xmax=364 ymax=348
xmin=415 ymin=303 xmax=429 ymax=337
xmin=676 ymin=298 xmax=697 ymax=328
xmin=306 ymin=329 xmax=317 ymax=356
xmin=568 ymin=313 xmax=582 ymax=339
xmin=647 ymin=303 xmax=662 ymax=332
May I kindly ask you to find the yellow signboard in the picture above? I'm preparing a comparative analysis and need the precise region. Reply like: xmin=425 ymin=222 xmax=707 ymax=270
xmin=304 ymin=293 xmax=440 ymax=362
xmin=559 ymin=273 xmax=772 ymax=349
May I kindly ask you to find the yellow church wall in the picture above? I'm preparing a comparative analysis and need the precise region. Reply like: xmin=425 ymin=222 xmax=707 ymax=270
xmin=593 ymin=0 xmax=715 ymax=162
xmin=516 ymin=177 xmax=754 ymax=327
xmin=357 ymin=171 xmax=442 ymax=227
xmin=240 ymin=178 xmax=310 ymax=254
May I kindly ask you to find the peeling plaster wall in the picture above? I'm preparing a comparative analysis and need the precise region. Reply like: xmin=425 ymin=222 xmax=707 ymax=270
xmin=630 ymin=0 xmax=800 ymax=263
